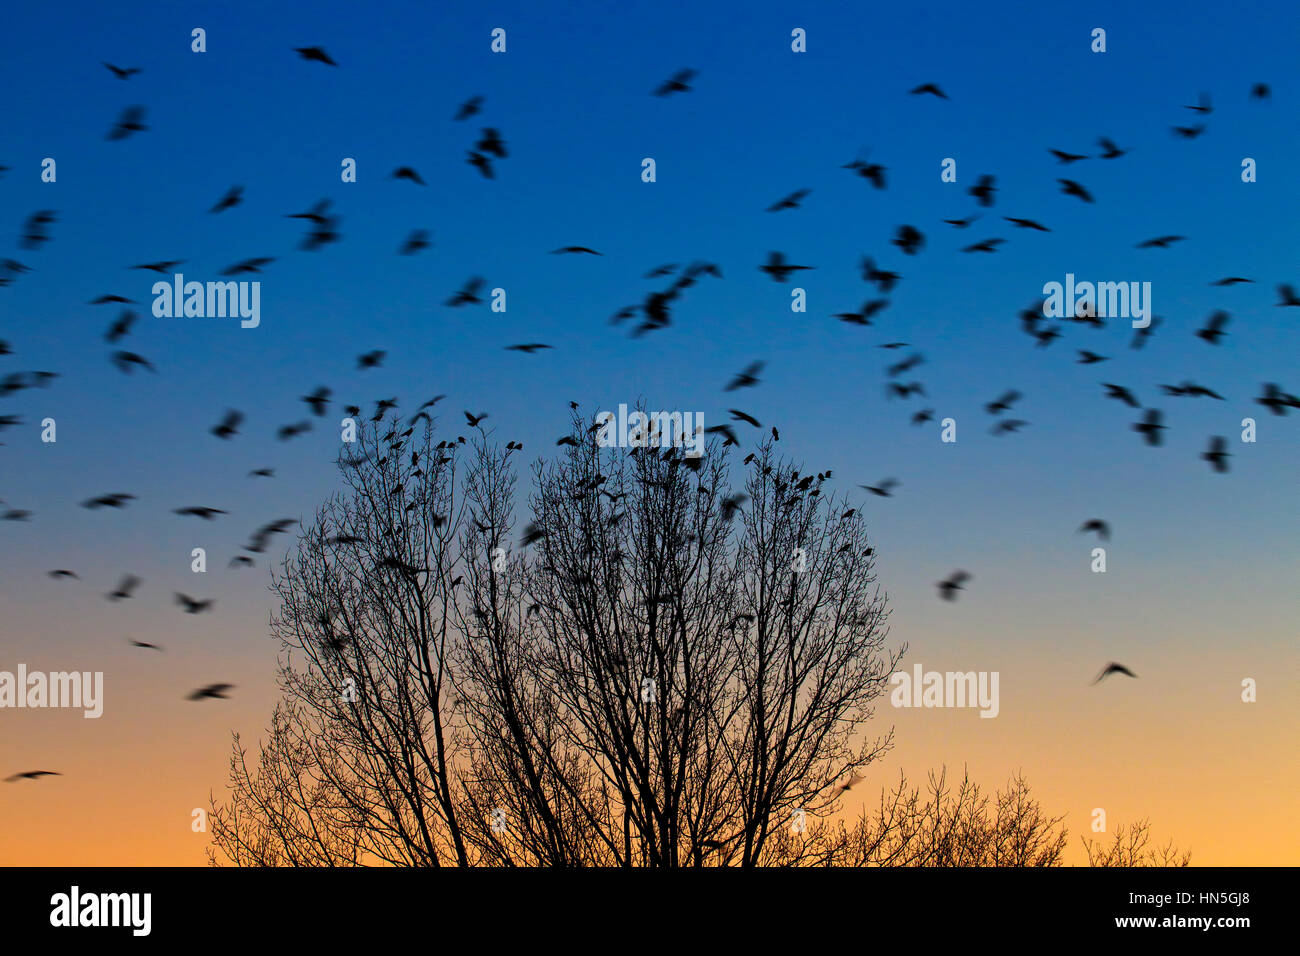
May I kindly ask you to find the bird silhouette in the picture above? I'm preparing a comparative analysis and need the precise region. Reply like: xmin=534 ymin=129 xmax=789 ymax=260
xmin=294 ymin=46 xmax=337 ymax=66
xmin=1201 ymin=436 xmax=1230 ymax=473
xmin=860 ymin=479 xmax=898 ymax=497
xmin=1092 ymin=662 xmax=1137 ymax=684
xmin=909 ymin=83 xmax=948 ymax=99
xmin=187 ymin=684 xmax=234 ymax=701
xmin=107 ymin=574 xmax=141 ymax=601
xmin=1133 ymin=409 xmax=1166 ymax=446
xmin=1078 ymin=519 xmax=1110 ymax=540
xmin=1058 ymin=179 xmax=1094 ymax=202
xmin=5 ymin=771 xmax=61 ymax=783
xmin=937 ymin=571 xmax=970 ymax=600
xmin=759 ymin=251 xmax=814 ymax=282
xmin=106 ymin=106 xmax=147 ymax=140
xmin=103 ymin=62 xmax=141 ymax=80
xmin=654 ymin=69 xmax=697 ymax=96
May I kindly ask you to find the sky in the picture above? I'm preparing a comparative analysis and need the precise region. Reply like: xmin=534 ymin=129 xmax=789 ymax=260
xmin=0 ymin=0 xmax=1297 ymax=865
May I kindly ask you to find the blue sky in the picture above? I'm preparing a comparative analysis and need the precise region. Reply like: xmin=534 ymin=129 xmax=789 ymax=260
xmin=0 ymin=0 xmax=1297 ymax=863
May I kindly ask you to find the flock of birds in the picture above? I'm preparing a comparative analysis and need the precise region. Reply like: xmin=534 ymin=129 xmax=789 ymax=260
xmin=2 ymin=51 xmax=1295 ymax=786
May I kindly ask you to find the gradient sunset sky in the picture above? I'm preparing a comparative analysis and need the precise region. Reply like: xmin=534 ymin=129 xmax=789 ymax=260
xmin=1 ymin=0 xmax=1296 ymax=865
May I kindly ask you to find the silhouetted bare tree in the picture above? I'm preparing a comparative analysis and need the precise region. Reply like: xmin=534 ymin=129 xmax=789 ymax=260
xmin=209 ymin=411 xmax=1189 ymax=868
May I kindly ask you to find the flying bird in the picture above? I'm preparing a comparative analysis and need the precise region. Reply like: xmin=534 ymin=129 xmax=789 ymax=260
xmin=106 ymin=106 xmax=147 ymax=140
xmin=654 ymin=69 xmax=697 ymax=96
xmin=892 ymin=225 xmax=925 ymax=255
xmin=909 ymin=83 xmax=948 ymax=99
xmin=1276 ymin=285 xmax=1300 ymax=307
xmin=759 ymin=251 xmax=814 ymax=282
xmin=967 ymin=175 xmax=997 ymax=207
xmin=860 ymin=479 xmax=898 ymax=497
xmin=173 ymin=506 xmax=227 ymax=520
xmin=210 ymin=410 xmax=243 ymax=439
xmin=725 ymin=361 xmax=764 ymax=391
xmin=1195 ymin=311 xmax=1229 ymax=344
xmin=1078 ymin=519 xmax=1110 ymax=540
xmin=766 ymin=189 xmax=810 ymax=212
xmin=294 ymin=46 xmax=337 ymax=66
xmin=1132 ymin=409 xmax=1166 ymax=446
xmin=390 ymin=166 xmax=426 ymax=185
xmin=1092 ymin=662 xmax=1137 ymax=684
xmin=187 ymin=684 xmax=234 ymax=701
xmin=175 ymin=593 xmax=214 ymax=614
xmin=107 ymin=574 xmax=141 ymax=601
xmin=103 ymin=62 xmax=141 ymax=80
xmin=5 ymin=771 xmax=61 ymax=783
xmin=209 ymin=185 xmax=244 ymax=213
xmin=1058 ymin=179 xmax=1094 ymax=202
xmin=937 ymin=571 xmax=970 ymax=601
xmin=454 ymin=96 xmax=483 ymax=120
xmin=1136 ymin=235 xmax=1186 ymax=249
xmin=1201 ymin=436 xmax=1230 ymax=473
